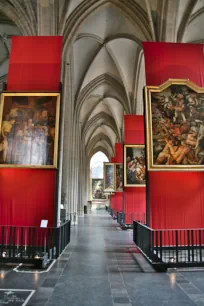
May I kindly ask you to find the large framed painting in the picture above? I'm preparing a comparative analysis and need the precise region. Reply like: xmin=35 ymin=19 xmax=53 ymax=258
xmin=91 ymin=179 xmax=106 ymax=199
xmin=0 ymin=93 xmax=60 ymax=168
xmin=124 ymin=145 xmax=146 ymax=187
xmin=114 ymin=163 xmax=123 ymax=191
xmin=145 ymin=79 xmax=204 ymax=171
xmin=104 ymin=162 xmax=115 ymax=192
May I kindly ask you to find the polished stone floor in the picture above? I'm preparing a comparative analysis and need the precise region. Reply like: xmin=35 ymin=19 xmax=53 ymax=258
xmin=1 ymin=209 xmax=204 ymax=306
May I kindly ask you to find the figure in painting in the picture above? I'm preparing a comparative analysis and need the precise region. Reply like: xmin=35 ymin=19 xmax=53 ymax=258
xmin=151 ymin=85 xmax=204 ymax=166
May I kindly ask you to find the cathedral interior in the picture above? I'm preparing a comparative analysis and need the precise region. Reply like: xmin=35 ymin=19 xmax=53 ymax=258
xmin=0 ymin=1 xmax=204 ymax=305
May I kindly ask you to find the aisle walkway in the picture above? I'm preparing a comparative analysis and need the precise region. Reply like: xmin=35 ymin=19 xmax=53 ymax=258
xmin=29 ymin=210 xmax=204 ymax=306
xmin=1 ymin=210 xmax=204 ymax=306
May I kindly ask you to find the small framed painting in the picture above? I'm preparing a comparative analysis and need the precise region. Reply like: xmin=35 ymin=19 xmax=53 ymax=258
xmin=91 ymin=179 xmax=106 ymax=199
xmin=114 ymin=163 xmax=123 ymax=191
xmin=104 ymin=162 xmax=115 ymax=192
xmin=124 ymin=145 xmax=146 ymax=187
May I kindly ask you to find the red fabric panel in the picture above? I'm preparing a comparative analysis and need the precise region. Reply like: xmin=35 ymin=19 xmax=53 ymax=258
xmin=111 ymin=157 xmax=115 ymax=163
xmin=7 ymin=36 xmax=63 ymax=91
xmin=0 ymin=169 xmax=55 ymax=226
xmin=0 ymin=36 xmax=62 ymax=226
xmin=123 ymin=115 xmax=146 ymax=222
xmin=124 ymin=115 xmax=144 ymax=144
xmin=115 ymin=192 xmax=123 ymax=213
xmin=115 ymin=143 xmax=123 ymax=163
xmin=143 ymin=42 xmax=204 ymax=87
xmin=150 ymin=172 xmax=204 ymax=229
xmin=110 ymin=194 xmax=115 ymax=210
xmin=143 ymin=42 xmax=204 ymax=229
xmin=124 ymin=187 xmax=146 ymax=224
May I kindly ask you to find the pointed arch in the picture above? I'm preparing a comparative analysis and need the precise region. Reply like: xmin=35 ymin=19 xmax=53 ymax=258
xmin=87 ymin=133 xmax=114 ymax=155
xmin=62 ymin=0 xmax=152 ymax=58
xmin=75 ymin=73 xmax=130 ymax=118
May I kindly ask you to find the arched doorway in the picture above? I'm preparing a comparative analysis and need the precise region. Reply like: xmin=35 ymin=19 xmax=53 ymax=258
xmin=90 ymin=151 xmax=109 ymax=203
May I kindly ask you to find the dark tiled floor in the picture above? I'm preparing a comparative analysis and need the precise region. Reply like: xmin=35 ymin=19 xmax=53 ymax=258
xmin=0 ymin=209 xmax=204 ymax=306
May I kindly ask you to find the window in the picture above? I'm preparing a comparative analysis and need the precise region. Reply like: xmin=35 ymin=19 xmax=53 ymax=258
xmin=90 ymin=151 xmax=109 ymax=178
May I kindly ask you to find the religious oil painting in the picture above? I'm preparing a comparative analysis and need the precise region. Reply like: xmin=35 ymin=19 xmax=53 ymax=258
xmin=104 ymin=163 xmax=115 ymax=192
xmin=145 ymin=79 xmax=204 ymax=171
xmin=92 ymin=179 xmax=106 ymax=199
xmin=124 ymin=145 xmax=146 ymax=187
xmin=115 ymin=163 xmax=123 ymax=191
xmin=0 ymin=93 xmax=60 ymax=168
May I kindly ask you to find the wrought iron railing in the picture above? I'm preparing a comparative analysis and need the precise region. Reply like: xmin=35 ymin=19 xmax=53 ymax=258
xmin=117 ymin=212 xmax=146 ymax=227
xmin=0 ymin=220 xmax=71 ymax=266
xmin=133 ymin=221 xmax=204 ymax=271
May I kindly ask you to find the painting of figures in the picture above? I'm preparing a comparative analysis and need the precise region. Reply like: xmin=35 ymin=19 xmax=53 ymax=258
xmin=145 ymin=80 xmax=204 ymax=170
xmin=124 ymin=145 xmax=146 ymax=186
xmin=0 ymin=93 xmax=60 ymax=168
xmin=115 ymin=163 xmax=123 ymax=191
xmin=92 ymin=179 xmax=106 ymax=199
xmin=104 ymin=163 xmax=115 ymax=192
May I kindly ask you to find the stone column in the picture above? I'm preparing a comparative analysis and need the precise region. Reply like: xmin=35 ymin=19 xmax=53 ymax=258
xmin=78 ymin=141 xmax=89 ymax=216
xmin=37 ymin=0 xmax=59 ymax=35
xmin=61 ymin=59 xmax=76 ymax=223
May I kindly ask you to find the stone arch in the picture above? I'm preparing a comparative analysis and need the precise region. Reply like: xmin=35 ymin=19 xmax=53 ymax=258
xmin=87 ymin=133 xmax=114 ymax=155
xmin=61 ymin=0 xmax=152 ymax=58
xmin=0 ymin=1 xmax=36 ymax=36
xmin=76 ymin=73 xmax=130 ymax=119
xmin=82 ymin=112 xmax=120 ymax=144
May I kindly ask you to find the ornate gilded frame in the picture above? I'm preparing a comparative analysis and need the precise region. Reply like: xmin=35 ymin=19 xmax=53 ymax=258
xmin=145 ymin=79 xmax=204 ymax=171
xmin=104 ymin=162 xmax=115 ymax=192
xmin=114 ymin=163 xmax=123 ymax=192
xmin=0 ymin=92 xmax=60 ymax=168
xmin=124 ymin=144 xmax=146 ymax=187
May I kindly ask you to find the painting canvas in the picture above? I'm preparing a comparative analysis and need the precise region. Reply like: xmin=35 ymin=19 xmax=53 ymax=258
xmin=0 ymin=93 xmax=60 ymax=168
xmin=115 ymin=163 xmax=123 ymax=191
xmin=145 ymin=79 xmax=204 ymax=170
xmin=92 ymin=179 xmax=105 ymax=199
xmin=104 ymin=163 xmax=115 ymax=192
xmin=124 ymin=145 xmax=146 ymax=187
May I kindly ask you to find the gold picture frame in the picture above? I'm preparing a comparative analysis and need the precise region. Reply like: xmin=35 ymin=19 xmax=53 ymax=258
xmin=145 ymin=79 xmax=204 ymax=171
xmin=124 ymin=144 xmax=146 ymax=187
xmin=104 ymin=162 xmax=115 ymax=192
xmin=114 ymin=163 xmax=123 ymax=191
xmin=0 ymin=92 xmax=60 ymax=168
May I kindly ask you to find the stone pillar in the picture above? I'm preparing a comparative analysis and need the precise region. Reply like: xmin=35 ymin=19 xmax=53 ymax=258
xmin=61 ymin=59 xmax=76 ymax=222
xmin=37 ymin=0 xmax=59 ymax=35
xmin=78 ymin=141 xmax=89 ymax=216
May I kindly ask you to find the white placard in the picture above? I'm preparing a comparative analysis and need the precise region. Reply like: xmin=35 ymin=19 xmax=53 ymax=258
xmin=40 ymin=220 xmax=48 ymax=228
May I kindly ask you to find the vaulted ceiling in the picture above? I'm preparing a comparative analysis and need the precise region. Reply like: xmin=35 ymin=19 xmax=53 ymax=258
xmin=1 ymin=0 xmax=204 ymax=159
xmin=0 ymin=10 xmax=21 ymax=86
xmin=73 ymin=2 xmax=146 ymax=159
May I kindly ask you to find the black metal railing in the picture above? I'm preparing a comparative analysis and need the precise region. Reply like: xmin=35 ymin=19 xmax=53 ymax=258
xmin=117 ymin=212 xmax=124 ymax=225
xmin=133 ymin=221 xmax=204 ymax=271
xmin=117 ymin=212 xmax=146 ymax=227
xmin=0 ymin=220 xmax=71 ymax=266
xmin=124 ymin=213 xmax=146 ymax=225
xmin=108 ymin=208 xmax=114 ymax=217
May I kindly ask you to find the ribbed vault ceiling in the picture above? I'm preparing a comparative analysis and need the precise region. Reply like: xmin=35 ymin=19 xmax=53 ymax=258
xmin=0 ymin=10 xmax=21 ymax=82
xmin=74 ymin=3 xmax=145 ymax=159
